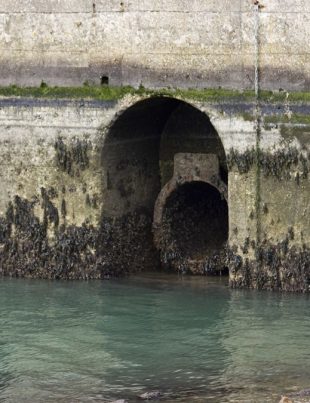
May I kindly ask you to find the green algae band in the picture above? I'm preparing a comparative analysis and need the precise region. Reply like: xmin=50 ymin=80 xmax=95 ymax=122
xmin=0 ymin=85 xmax=309 ymax=103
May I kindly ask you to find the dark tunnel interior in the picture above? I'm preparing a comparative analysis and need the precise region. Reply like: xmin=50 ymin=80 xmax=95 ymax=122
xmin=101 ymin=97 xmax=228 ymax=273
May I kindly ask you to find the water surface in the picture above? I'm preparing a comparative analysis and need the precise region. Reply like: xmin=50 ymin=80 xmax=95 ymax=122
xmin=0 ymin=275 xmax=309 ymax=402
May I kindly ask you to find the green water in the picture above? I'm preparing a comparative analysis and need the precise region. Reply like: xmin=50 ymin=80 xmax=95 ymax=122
xmin=0 ymin=275 xmax=309 ymax=402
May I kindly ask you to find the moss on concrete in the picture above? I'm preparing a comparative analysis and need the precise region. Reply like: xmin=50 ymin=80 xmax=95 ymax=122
xmin=264 ymin=114 xmax=310 ymax=125
xmin=239 ymin=112 xmax=256 ymax=121
xmin=228 ymin=233 xmax=310 ymax=292
xmin=0 ymin=192 xmax=158 ymax=279
xmin=227 ymin=148 xmax=256 ymax=174
xmin=0 ymin=84 xmax=137 ymax=101
xmin=0 ymin=84 xmax=310 ymax=104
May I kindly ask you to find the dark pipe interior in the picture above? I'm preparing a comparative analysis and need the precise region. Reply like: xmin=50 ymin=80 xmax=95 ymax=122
xmin=162 ymin=182 xmax=228 ymax=260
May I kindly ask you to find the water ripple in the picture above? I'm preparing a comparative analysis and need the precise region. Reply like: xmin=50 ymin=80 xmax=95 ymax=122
xmin=0 ymin=276 xmax=309 ymax=402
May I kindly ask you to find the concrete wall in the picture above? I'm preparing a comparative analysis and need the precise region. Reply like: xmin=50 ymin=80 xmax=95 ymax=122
xmin=0 ymin=95 xmax=309 ymax=290
xmin=0 ymin=0 xmax=309 ymax=90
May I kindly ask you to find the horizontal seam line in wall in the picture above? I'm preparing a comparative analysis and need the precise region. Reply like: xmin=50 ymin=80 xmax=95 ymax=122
xmin=0 ymin=107 xmax=112 ymax=111
xmin=0 ymin=165 xmax=102 ymax=171
xmin=0 ymin=49 xmax=90 ymax=54
xmin=116 ymin=52 xmax=310 ymax=56
xmin=106 ymin=138 xmax=160 ymax=146
xmin=0 ymin=125 xmax=101 ymax=129
xmin=1 ymin=51 xmax=310 ymax=58
xmin=0 ymin=11 xmax=309 ymax=14
xmin=0 ymin=103 xmax=114 ymax=108
xmin=96 ymin=11 xmax=310 ymax=14
xmin=264 ymin=123 xmax=310 ymax=127
xmin=0 ymin=11 xmax=93 ymax=14
xmin=1 ymin=49 xmax=309 ymax=55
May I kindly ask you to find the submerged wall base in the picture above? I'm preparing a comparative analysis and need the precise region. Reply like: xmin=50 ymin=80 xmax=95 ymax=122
xmin=0 ymin=195 xmax=157 ymax=279
xmin=229 ymin=243 xmax=310 ymax=293
xmin=0 ymin=93 xmax=309 ymax=291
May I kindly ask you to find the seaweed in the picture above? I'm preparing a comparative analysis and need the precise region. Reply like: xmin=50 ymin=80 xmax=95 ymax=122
xmin=54 ymin=137 xmax=72 ymax=174
xmin=227 ymin=147 xmax=310 ymax=180
xmin=41 ymin=187 xmax=59 ymax=228
xmin=0 ymin=195 xmax=157 ymax=279
xmin=227 ymin=148 xmax=256 ymax=174
xmin=229 ymin=228 xmax=310 ymax=292
xmin=61 ymin=199 xmax=67 ymax=219
xmin=54 ymin=137 xmax=90 ymax=175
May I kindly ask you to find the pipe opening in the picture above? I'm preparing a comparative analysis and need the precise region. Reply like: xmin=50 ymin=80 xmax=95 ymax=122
xmin=158 ymin=181 xmax=228 ymax=274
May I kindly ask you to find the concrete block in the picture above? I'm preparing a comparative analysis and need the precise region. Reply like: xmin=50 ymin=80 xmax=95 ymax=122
xmin=127 ymin=0 xmax=242 ymax=12
xmin=0 ymin=13 xmax=93 ymax=52
xmin=93 ymin=11 xmax=242 ymax=55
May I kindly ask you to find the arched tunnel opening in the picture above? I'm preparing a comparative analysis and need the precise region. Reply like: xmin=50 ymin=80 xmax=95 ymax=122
xmin=156 ymin=182 xmax=229 ymax=275
xmin=100 ymin=96 xmax=228 ymax=274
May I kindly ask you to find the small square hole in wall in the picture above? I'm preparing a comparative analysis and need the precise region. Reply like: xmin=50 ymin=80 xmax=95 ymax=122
xmin=101 ymin=75 xmax=109 ymax=86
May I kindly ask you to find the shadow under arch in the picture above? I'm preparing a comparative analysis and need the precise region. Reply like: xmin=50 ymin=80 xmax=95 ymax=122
xmin=100 ymin=96 xmax=228 ymax=273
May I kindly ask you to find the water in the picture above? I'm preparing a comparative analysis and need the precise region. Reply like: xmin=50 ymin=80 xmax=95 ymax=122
xmin=0 ymin=275 xmax=309 ymax=402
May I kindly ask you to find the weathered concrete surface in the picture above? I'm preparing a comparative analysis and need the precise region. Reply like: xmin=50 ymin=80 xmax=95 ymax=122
xmin=0 ymin=0 xmax=309 ymax=90
xmin=153 ymin=153 xmax=228 ymax=274
xmin=0 ymin=95 xmax=309 ymax=291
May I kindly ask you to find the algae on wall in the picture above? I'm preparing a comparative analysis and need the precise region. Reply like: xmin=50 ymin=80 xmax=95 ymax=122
xmin=227 ymin=118 xmax=310 ymax=291
xmin=0 ymin=90 xmax=309 ymax=291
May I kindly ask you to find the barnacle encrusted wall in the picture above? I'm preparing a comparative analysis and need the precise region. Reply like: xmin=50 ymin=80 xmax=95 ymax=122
xmin=0 ymin=94 xmax=309 ymax=291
